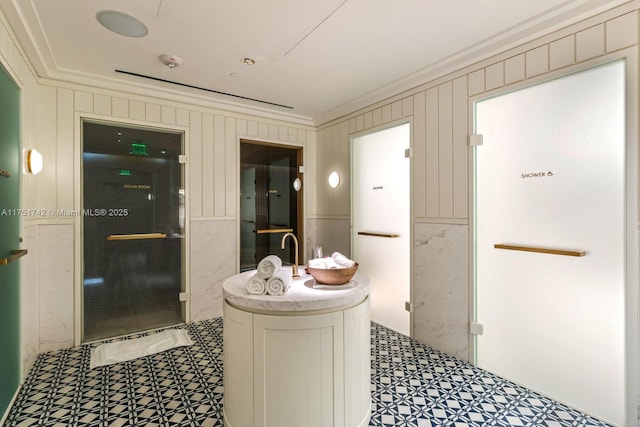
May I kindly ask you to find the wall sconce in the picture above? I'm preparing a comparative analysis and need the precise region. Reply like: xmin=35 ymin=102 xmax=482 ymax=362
xmin=328 ymin=171 xmax=340 ymax=188
xmin=293 ymin=177 xmax=302 ymax=192
xmin=24 ymin=148 xmax=43 ymax=175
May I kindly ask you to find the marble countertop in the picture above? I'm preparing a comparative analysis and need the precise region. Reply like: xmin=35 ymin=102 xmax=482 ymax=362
xmin=223 ymin=266 xmax=370 ymax=314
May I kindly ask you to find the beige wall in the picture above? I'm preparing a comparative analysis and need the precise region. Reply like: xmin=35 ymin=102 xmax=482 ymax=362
xmin=20 ymin=83 xmax=316 ymax=371
xmin=1 ymin=0 xmax=639 ymax=392
xmin=25 ymin=83 xmax=316 ymax=220
xmin=315 ymin=3 xmax=639 ymax=361
xmin=317 ymin=5 xmax=639 ymax=222
xmin=0 ymin=7 xmax=317 ymax=373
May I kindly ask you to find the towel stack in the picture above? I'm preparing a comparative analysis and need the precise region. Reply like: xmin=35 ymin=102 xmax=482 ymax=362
xmin=308 ymin=251 xmax=355 ymax=269
xmin=246 ymin=255 xmax=292 ymax=295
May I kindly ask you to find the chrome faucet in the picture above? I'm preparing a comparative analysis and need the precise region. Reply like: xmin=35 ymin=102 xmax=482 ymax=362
xmin=281 ymin=232 xmax=299 ymax=277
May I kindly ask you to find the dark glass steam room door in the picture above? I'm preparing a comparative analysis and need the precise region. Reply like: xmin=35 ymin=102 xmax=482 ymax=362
xmin=240 ymin=141 xmax=302 ymax=271
xmin=82 ymin=122 xmax=184 ymax=342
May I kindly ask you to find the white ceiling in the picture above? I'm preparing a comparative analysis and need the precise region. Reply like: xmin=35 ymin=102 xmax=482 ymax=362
xmin=0 ymin=0 xmax=626 ymax=125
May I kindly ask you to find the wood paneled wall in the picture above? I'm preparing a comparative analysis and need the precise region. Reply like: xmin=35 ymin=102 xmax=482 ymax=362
xmin=23 ymin=85 xmax=315 ymax=221
xmin=316 ymin=6 xmax=639 ymax=224
xmin=1 ymin=7 xmax=317 ymax=367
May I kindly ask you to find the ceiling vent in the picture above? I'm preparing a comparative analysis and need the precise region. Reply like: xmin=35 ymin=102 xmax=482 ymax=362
xmin=114 ymin=69 xmax=293 ymax=109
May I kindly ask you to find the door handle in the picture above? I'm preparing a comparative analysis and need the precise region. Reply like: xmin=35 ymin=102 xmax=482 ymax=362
xmin=0 ymin=249 xmax=28 ymax=265
xmin=256 ymin=228 xmax=293 ymax=234
xmin=494 ymin=244 xmax=585 ymax=257
xmin=357 ymin=231 xmax=400 ymax=238
xmin=107 ymin=233 xmax=167 ymax=241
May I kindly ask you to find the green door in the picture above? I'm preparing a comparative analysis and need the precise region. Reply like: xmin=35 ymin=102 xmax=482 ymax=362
xmin=0 ymin=64 xmax=22 ymax=416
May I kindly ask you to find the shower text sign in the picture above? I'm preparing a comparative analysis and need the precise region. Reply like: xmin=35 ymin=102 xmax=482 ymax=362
xmin=521 ymin=170 xmax=554 ymax=179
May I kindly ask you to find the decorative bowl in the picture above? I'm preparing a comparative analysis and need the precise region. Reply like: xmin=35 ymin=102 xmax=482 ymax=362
xmin=306 ymin=263 xmax=358 ymax=286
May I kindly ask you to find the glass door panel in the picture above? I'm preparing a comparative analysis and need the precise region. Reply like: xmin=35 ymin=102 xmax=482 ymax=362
xmin=474 ymin=60 xmax=625 ymax=424
xmin=268 ymin=157 xmax=293 ymax=260
xmin=240 ymin=167 xmax=257 ymax=268
xmin=83 ymin=122 xmax=184 ymax=342
xmin=240 ymin=142 xmax=301 ymax=271
xmin=352 ymin=123 xmax=411 ymax=336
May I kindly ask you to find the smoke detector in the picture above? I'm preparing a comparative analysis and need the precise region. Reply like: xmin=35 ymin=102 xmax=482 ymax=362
xmin=159 ymin=54 xmax=183 ymax=69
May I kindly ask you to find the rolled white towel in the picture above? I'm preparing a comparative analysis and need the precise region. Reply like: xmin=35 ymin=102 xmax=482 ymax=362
xmin=256 ymin=255 xmax=282 ymax=279
xmin=246 ymin=274 xmax=267 ymax=295
xmin=332 ymin=252 xmax=355 ymax=267
xmin=324 ymin=257 xmax=339 ymax=269
xmin=266 ymin=269 xmax=292 ymax=295
xmin=308 ymin=258 xmax=325 ymax=269
xmin=308 ymin=257 xmax=338 ymax=269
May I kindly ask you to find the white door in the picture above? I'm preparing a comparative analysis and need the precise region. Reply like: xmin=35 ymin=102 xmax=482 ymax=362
xmin=474 ymin=60 xmax=626 ymax=425
xmin=352 ymin=123 xmax=410 ymax=335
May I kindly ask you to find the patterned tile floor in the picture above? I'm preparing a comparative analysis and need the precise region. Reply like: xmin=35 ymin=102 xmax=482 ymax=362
xmin=5 ymin=318 xmax=612 ymax=427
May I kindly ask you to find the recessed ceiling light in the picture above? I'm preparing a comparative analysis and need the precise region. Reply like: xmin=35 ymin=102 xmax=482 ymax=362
xmin=96 ymin=10 xmax=148 ymax=37
xmin=241 ymin=58 xmax=256 ymax=66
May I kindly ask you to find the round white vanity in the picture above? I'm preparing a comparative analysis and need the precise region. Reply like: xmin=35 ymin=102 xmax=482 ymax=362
xmin=222 ymin=266 xmax=371 ymax=427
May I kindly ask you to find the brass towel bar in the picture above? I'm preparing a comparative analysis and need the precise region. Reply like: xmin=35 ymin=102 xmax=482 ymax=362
xmin=0 ymin=249 xmax=28 ymax=265
xmin=256 ymin=228 xmax=293 ymax=234
xmin=107 ymin=233 xmax=167 ymax=241
xmin=357 ymin=231 xmax=400 ymax=238
xmin=494 ymin=244 xmax=585 ymax=257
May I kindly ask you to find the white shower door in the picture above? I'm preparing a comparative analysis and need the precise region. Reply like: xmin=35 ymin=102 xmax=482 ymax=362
xmin=352 ymin=123 xmax=410 ymax=336
xmin=474 ymin=60 xmax=626 ymax=425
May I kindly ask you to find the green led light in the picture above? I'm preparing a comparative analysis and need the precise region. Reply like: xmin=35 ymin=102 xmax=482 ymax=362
xmin=118 ymin=169 xmax=132 ymax=176
xmin=130 ymin=143 xmax=148 ymax=156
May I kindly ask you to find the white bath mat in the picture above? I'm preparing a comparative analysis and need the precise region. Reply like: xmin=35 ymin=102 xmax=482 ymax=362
xmin=90 ymin=329 xmax=193 ymax=369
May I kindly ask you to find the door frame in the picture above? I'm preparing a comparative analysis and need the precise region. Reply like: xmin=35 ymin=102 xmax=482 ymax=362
xmin=468 ymin=49 xmax=639 ymax=425
xmin=75 ymin=114 xmax=190 ymax=345
xmin=237 ymin=138 xmax=305 ymax=272
xmin=349 ymin=119 xmax=413 ymax=337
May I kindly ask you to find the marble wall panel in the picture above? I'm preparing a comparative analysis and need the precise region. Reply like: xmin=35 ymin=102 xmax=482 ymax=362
xmin=38 ymin=224 xmax=74 ymax=353
xmin=413 ymin=223 xmax=469 ymax=361
xmin=304 ymin=219 xmax=318 ymax=264
xmin=190 ymin=219 xmax=237 ymax=321
xmin=21 ymin=225 xmax=40 ymax=375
